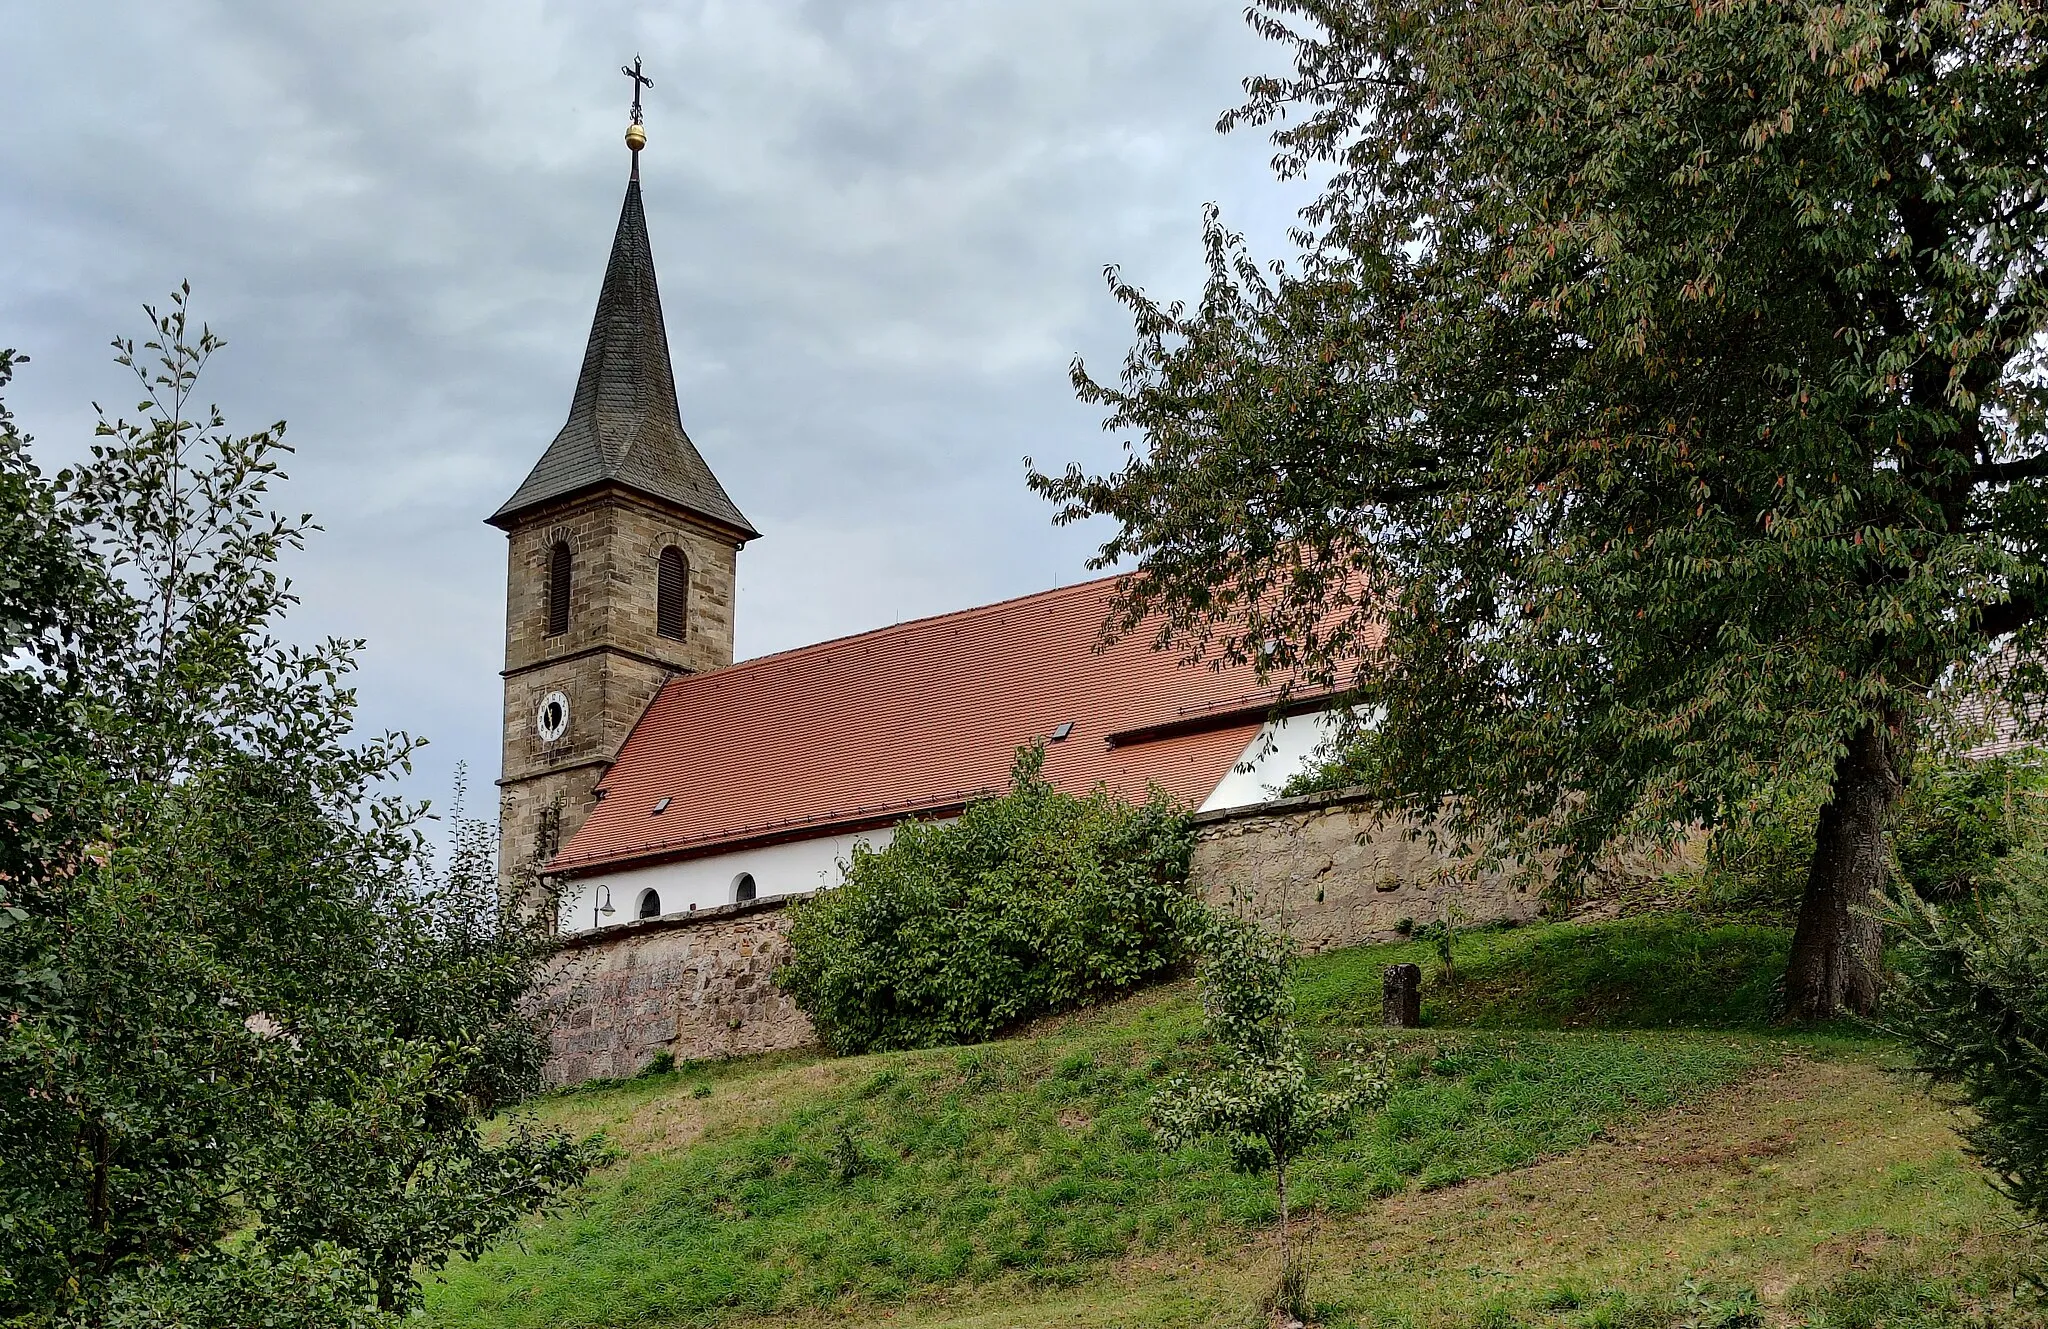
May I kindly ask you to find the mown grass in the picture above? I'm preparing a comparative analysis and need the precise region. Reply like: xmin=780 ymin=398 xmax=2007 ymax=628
xmin=425 ymin=917 xmax=1822 ymax=1329
xmin=1788 ymin=1243 xmax=2048 ymax=1329
xmin=819 ymin=1056 xmax=2034 ymax=1329
xmin=1293 ymin=914 xmax=1794 ymax=1031
xmin=432 ymin=1031 xmax=1768 ymax=1327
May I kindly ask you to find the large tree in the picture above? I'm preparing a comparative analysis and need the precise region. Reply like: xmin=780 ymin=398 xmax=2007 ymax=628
xmin=0 ymin=295 xmax=602 ymax=1326
xmin=1031 ymin=0 xmax=2048 ymax=1017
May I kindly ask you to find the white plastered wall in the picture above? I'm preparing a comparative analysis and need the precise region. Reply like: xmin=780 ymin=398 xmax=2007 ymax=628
xmin=1199 ymin=708 xmax=1366 ymax=812
xmin=559 ymin=822 xmax=947 ymax=935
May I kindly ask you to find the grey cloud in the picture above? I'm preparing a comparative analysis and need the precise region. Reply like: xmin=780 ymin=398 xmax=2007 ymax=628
xmin=0 ymin=0 xmax=1310 ymax=823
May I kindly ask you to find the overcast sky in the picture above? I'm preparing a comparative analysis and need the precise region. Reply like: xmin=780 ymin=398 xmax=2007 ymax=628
xmin=0 ymin=0 xmax=1311 ymax=822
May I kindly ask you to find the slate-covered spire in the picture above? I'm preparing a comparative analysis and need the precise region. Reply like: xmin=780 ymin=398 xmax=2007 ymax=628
xmin=490 ymin=148 xmax=757 ymax=538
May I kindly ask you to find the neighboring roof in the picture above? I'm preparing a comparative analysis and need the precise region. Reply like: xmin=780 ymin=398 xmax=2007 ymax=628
xmin=490 ymin=171 xmax=757 ymax=537
xmin=549 ymin=574 xmax=1343 ymax=875
xmin=1947 ymin=646 xmax=2044 ymax=760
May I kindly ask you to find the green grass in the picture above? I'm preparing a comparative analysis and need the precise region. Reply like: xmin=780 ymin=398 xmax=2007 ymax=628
xmin=1293 ymin=914 xmax=1794 ymax=1031
xmin=1787 ymin=1244 xmax=2047 ymax=1329
xmin=420 ymin=915 xmax=2043 ymax=1328
xmin=424 ymin=917 xmax=1840 ymax=1329
xmin=431 ymin=1030 xmax=1768 ymax=1326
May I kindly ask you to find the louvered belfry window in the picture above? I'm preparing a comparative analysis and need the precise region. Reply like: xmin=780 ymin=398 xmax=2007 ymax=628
xmin=657 ymin=546 xmax=688 ymax=641
xmin=546 ymin=541 xmax=572 ymax=636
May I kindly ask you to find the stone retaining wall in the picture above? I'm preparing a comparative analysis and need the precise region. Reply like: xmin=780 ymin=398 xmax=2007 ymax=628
xmin=1188 ymin=789 xmax=1544 ymax=951
xmin=541 ymin=895 xmax=808 ymax=1083
xmin=538 ymin=788 xmax=1679 ymax=1083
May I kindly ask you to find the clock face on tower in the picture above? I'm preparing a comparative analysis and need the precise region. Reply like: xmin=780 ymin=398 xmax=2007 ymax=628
xmin=536 ymin=690 xmax=571 ymax=744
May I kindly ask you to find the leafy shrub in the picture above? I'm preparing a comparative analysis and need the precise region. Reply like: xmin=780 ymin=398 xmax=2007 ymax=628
xmin=777 ymin=744 xmax=1196 ymax=1053
xmin=1154 ymin=908 xmax=1390 ymax=1320
xmin=1894 ymin=751 xmax=2043 ymax=899
xmin=1280 ymin=728 xmax=1392 ymax=799
xmin=1689 ymin=785 xmax=1823 ymax=916
xmin=1884 ymin=842 xmax=2048 ymax=1223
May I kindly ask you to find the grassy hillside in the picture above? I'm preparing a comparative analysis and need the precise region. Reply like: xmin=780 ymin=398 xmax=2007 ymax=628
xmin=423 ymin=918 xmax=2039 ymax=1328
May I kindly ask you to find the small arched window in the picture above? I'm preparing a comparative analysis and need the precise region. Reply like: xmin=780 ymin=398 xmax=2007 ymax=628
xmin=657 ymin=546 xmax=688 ymax=641
xmin=547 ymin=541 xmax=572 ymax=637
xmin=733 ymin=872 xmax=757 ymax=904
xmin=636 ymin=888 xmax=661 ymax=920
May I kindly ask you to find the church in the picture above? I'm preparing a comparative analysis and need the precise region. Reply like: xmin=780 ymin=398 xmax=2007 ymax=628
xmin=491 ymin=108 xmax=1343 ymax=938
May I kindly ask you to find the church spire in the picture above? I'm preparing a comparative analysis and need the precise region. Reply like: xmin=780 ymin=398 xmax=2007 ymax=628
xmin=490 ymin=65 xmax=756 ymax=538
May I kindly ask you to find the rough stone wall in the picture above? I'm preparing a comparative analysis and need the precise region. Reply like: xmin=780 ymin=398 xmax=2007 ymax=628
xmin=1189 ymin=790 xmax=1547 ymax=951
xmin=497 ymin=652 xmax=669 ymax=882
xmin=500 ymin=487 xmax=740 ymax=679
xmin=538 ymin=789 xmax=1692 ymax=1085
xmin=496 ymin=486 xmax=743 ymax=882
xmin=1189 ymin=788 xmax=1697 ymax=951
xmin=542 ymin=896 xmax=808 ymax=1084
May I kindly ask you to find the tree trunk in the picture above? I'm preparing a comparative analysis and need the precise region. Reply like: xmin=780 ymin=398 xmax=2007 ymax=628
xmin=1783 ymin=716 xmax=1901 ymax=1021
xmin=1276 ymin=1156 xmax=1289 ymax=1269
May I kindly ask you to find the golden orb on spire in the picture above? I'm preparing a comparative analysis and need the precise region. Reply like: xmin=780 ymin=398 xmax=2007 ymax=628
xmin=625 ymin=121 xmax=646 ymax=152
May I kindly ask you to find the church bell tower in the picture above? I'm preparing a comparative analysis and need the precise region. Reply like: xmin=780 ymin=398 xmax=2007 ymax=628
xmin=491 ymin=68 xmax=757 ymax=891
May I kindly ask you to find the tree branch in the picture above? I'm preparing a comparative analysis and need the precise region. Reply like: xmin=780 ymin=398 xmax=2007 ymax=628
xmin=1979 ymin=586 xmax=2048 ymax=640
xmin=1974 ymin=455 xmax=2048 ymax=486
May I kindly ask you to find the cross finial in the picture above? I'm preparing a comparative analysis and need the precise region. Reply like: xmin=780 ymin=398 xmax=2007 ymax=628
xmin=622 ymin=56 xmax=653 ymax=127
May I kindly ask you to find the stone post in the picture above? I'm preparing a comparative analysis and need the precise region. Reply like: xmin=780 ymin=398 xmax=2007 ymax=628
xmin=1382 ymin=962 xmax=1422 ymax=1028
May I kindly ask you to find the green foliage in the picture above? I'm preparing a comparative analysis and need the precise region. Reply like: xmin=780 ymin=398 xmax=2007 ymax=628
xmin=90 ymin=1247 xmax=387 ymax=1329
xmin=1279 ymin=729 xmax=1392 ymax=799
xmin=1154 ymin=912 xmax=1390 ymax=1175
xmin=1663 ymin=750 xmax=2045 ymax=920
xmin=1884 ymin=849 xmax=2048 ymax=1226
xmin=778 ymin=744 xmax=1195 ymax=1053
xmin=0 ymin=297 xmax=602 ymax=1326
xmin=0 ymin=349 xmax=103 ymax=944
xmin=1410 ymin=899 xmax=1471 ymax=986
xmin=1894 ymin=752 xmax=2046 ymax=900
xmin=1154 ymin=909 xmax=1391 ymax=1315
xmin=1680 ymin=783 xmax=1829 ymax=918
xmin=1030 ymin=0 xmax=2048 ymax=1016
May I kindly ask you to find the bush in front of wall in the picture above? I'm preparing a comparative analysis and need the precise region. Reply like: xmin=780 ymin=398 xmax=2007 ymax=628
xmin=777 ymin=743 xmax=1197 ymax=1054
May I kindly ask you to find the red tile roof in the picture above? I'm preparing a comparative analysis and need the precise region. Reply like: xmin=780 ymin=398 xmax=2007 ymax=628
xmin=550 ymin=574 xmax=1322 ymax=875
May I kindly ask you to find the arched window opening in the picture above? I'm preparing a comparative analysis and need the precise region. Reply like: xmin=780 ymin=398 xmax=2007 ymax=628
xmin=732 ymin=872 xmax=757 ymax=904
xmin=636 ymin=888 xmax=661 ymax=920
xmin=547 ymin=540 xmax=572 ymax=637
xmin=657 ymin=545 xmax=688 ymax=641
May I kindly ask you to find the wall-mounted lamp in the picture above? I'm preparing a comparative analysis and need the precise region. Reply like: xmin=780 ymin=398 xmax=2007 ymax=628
xmin=595 ymin=884 xmax=616 ymax=930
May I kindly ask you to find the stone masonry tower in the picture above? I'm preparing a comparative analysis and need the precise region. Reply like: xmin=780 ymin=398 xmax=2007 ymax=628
xmin=490 ymin=102 xmax=757 ymax=893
